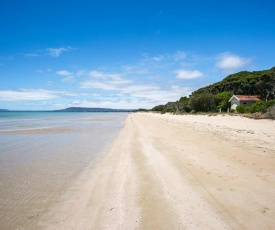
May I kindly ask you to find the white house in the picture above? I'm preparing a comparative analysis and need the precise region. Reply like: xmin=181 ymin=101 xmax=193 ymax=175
xmin=229 ymin=95 xmax=260 ymax=110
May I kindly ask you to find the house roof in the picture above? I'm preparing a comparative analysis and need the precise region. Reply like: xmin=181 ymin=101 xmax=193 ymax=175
xmin=229 ymin=95 xmax=261 ymax=102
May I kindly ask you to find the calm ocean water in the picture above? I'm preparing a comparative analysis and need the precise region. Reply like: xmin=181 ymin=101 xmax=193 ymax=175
xmin=0 ymin=111 xmax=128 ymax=170
xmin=0 ymin=111 xmax=127 ymax=131
xmin=0 ymin=112 xmax=128 ymax=229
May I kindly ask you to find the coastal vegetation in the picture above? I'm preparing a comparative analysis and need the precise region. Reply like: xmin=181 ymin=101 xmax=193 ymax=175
xmin=151 ymin=67 xmax=275 ymax=118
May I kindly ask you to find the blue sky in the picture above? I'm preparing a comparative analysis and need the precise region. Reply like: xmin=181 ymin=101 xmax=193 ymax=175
xmin=0 ymin=0 xmax=274 ymax=110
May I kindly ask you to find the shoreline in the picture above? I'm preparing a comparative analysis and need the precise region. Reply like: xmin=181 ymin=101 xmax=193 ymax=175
xmin=39 ymin=112 xmax=275 ymax=229
xmin=0 ymin=113 xmax=127 ymax=230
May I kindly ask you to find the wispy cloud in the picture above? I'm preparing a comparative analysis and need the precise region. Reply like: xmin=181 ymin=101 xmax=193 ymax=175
xmin=121 ymin=84 xmax=192 ymax=103
xmin=89 ymin=70 xmax=123 ymax=80
xmin=66 ymin=85 xmax=192 ymax=109
xmin=122 ymin=65 xmax=149 ymax=74
xmin=173 ymin=51 xmax=187 ymax=61
xmin=56 ymin=70 xmax=73 ymax=76
xmin=46 ymin=47 xmax=71 ymax=57
xmin=80 ymin=81 xmax=119 ymax=91
xmin=150 ymin=55 xmax=166 ymax=62
xmin=22 ymin=47 xmax=73 ymax=58
xmin=72 ymin=52 xmax=199 ymax=108
xmin=175 ymin=69 xmax=203 ymax=79
xmin=142 ymin=51 xmax=187 ymax=63
xmin=23 ymin=53 xmax=39 ymax=57
xmin=75 ymin=65 xmax=193 ymax=108
xmin=0 ymin=89 xmax=75 ymax=101
xmin=56 ymin=70 xmax=75 ymax=82
xmin=67 ymin=99 xmax=142 ymax=110
xmin=79 ymin=70 xmax=132 ymax=90
xmin=215 ymin=52 xmax=252 ymax=73
xmin=2 ymin=50 xmax=255 ymax=110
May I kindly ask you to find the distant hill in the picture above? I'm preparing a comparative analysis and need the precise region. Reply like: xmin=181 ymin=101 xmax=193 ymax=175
xmin=54 ymin=107 xmax=133 ymax=112
xmin=0 ymin=109 xmax=9 ymax=112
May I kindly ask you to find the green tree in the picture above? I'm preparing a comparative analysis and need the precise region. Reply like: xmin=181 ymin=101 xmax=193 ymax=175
xmin=191 ymin=67 xmax=274 ymax=98
xmin=177 ymin=97 xmax=191 ymax=112
xmin=216 ymin=92 xmax=233 ymax=111
xmin=152 ymin=105 xmax=164 ymax=112
xmin=189 ymin=93 xmax=219 ymax=112
xmin=178 ymin=96 xmax=190 ymax=104
xmin=255 ymin=71 xmax=275 ymax=100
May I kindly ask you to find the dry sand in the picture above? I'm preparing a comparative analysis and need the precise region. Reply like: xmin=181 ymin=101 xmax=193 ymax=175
xmin=38 ymin=113 xmax=275 ymax=230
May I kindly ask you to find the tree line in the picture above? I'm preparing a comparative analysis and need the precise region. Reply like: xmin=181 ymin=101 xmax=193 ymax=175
xmin=151 ymin=67 xmax=275 ymax=114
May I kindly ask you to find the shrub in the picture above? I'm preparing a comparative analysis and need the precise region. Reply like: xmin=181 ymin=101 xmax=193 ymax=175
xmin=250 ymin=99 xmax=275 ymax=113
xmin=236 ymin=105 xmax=250 ymax=113
xmin=250 ymin=101 xmax=266 ymax=113
xmin=265 ymin=99 xmax=275 ymax=109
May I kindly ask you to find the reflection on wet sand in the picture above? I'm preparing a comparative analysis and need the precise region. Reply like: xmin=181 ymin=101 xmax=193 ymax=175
xmin=0 ymin=113 xmax=127 ymax=229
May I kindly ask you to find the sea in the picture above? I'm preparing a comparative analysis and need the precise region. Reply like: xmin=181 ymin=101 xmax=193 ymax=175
xmin=0 ymin=111 xmax=128 ymax=229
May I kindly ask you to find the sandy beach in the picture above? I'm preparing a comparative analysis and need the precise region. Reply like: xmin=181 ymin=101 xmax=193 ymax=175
xmin=38 ymin=112 xmax=275 ymax=230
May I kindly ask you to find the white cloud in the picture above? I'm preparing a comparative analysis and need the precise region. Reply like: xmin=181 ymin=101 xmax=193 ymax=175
xmin=56 ymin=70 xmax=73 ymax=76
xmin=22 ymin=47 xmax=73 ymax=58
xmin=143 ymin=51 xmax=187 ymax=63
xmin=61 ymin=76 xmax=75 ymax=83
xmin=66 ymin=88 xmax=189 ymax=109
xmin=56 ymin=70 xmax=75 ymax=83
xmin=78 ymin=68 xmax=193 ymax=108
xmin=46 ymin=81 xmax=53 ymax=86
xmin=75 ymin=61 xmax=195 ymax=109
xmin=134 ymin=87 xmax=191 ymax=103
xmin=46 ymin=47 xmax=70 ymax=57
xmin=80 ymin=70 xmax=132 ymax=90
xmin=0 ymin=89 xmax=58 ymax=101
xmin=175 ymin=69 xmax=203 ymax=80
xmin=80 ymin=81 xmax=118 ymax=90
xmin=119 ymin=84 xmax=192 ymax=105
xmin=173 ymin=51 xmax=187 ymax=61
xmin=67 ymin=99 xmax=144 ymax=110
xmin=76 ymin=69 xmax=87 ymax=76
xmin=121 ymin=85 xmax=160 ymax=94
xmin=0 ymin=89 xmax=76 ymax=101
xmin=216 ymin=53 xmax=252 ymax=72
xmin=122 ymin=65 xmax=149 ymax=74
xmin=2 ymin=50 xmax=221 ymax=110
xmin=89 ymin=70 xmax=124 ymax=80
xmin=151 ymin=55 xmax=166 ymax=62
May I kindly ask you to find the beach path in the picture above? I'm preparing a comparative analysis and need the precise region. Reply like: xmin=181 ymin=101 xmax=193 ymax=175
xmin=41 ymin=113 xmax=275 ymax=230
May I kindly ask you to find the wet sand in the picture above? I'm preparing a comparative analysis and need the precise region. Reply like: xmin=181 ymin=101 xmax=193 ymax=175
xmin=39 ymin=113 xmax=275 ymax=229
